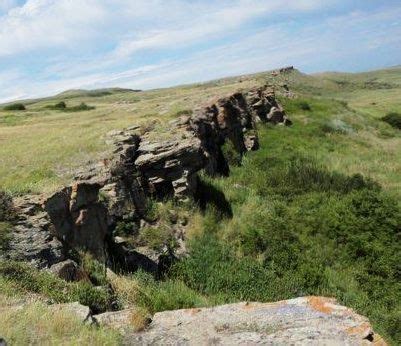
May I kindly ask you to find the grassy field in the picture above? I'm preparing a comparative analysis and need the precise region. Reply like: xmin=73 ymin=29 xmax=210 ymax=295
xmin=1 ymin=66 xmax=401 ymax=344
xmin=1 ymin=67 xmax=401 ymax=196
xmin=0 ymin=78 xmax=265 ymax=195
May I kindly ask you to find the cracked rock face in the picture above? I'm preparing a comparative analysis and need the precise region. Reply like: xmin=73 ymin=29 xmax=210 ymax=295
xmin=126 ymin=297 xmax=386 ymax=345
xmin=3 ymin=196 xmax=65 ymax=268
xmin=5 ymin=86 xmax=291 ymax=270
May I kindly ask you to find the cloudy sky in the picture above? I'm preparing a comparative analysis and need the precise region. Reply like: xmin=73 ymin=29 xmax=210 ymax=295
xmin=0 ymin=0 xmax=400 ymax=102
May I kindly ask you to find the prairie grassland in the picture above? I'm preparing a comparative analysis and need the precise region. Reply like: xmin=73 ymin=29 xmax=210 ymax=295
xmin=0 ymin=77 xmax=263 ymax=195
xmin=1 ymin=67 xmax=401 ymax=196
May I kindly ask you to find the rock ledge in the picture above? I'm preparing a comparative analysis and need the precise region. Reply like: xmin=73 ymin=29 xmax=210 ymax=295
xmin=127 ymin=296 xmax=386 ymax=345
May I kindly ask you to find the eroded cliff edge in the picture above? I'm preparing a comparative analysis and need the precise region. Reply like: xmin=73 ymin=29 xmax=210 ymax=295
xmin=3 ymin=85 xmax=290 ymax=272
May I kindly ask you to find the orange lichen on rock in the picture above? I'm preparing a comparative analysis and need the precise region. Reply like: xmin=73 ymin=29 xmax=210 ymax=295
xmin=307 ymin=296 xmax=336 ymax=314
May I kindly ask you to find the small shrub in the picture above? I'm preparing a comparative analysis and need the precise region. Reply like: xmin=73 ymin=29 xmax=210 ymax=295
xmin=45 ymin=101 xmax=67 ymax=110
xmin=67 ymin=103 xmax=95 ymax=112
xmin=297 ymin=101 xmax=311 ymax=111
xmin=3 ymin=103 xmax=25 ymax=111
xmin=139 ymin=225 xmax=173 ymax=251
xmin=79 ymin=252 xmax=107 ymax=286
xmin=114 ymin=221 xmax=138 ymax=237
xmin=381 ymin=112 xmax=401 ymax=129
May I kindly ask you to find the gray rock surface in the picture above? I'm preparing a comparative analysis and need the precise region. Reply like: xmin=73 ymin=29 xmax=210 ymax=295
xmin=93 ymin=308 xmax=151 ymax=333
xmin=2 ymin=195 xmax=65 ymax=268
xmin=126 ymin=297 xmax=386 ymax=345
xmin=49 ymin=259 xmax=87 ymax=282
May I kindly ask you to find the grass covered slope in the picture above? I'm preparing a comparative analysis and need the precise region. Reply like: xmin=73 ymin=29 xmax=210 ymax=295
xmin=0 ymin=67 xmax=401 ymax=344
xmin=168 ymin=97 xmax=401 ymax=344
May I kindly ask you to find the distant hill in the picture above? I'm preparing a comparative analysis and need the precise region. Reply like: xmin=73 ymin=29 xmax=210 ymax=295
xmin=1 ymin=87 xmax=141 ymax=107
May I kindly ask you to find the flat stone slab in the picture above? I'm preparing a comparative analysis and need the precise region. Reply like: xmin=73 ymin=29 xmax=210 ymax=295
xmin=126 ymin=296 xmax=386 ymax=345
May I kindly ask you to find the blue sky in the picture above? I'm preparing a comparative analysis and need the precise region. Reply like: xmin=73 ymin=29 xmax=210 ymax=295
xmin=0 ymin=0 xmax=400 ymax=102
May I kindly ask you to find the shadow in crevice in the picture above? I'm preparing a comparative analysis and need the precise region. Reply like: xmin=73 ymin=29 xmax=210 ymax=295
xmin=194 ymin=177 xmax=233 ymax=218
xmin=107 ymin=239 xmax=159 ymax=276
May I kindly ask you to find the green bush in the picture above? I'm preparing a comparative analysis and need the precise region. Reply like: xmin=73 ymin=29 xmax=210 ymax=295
xmin=45 ymin=101 xmax=67 ymax=110
xmin=67 ymin=102 xmax=95 ymax=112
xmin=382 ymin=112 xmax=401 ymax=129
xmin=3 ymin=103 xmax=25 ymax=111
xmin=79 ymin=252 xmax=107 ymax=286
xmin=297 ymin=100 xmax=311 ymax=111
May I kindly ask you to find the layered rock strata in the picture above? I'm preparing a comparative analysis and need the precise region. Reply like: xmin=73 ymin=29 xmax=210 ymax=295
xmin=3 ymin=85 xmax=290 ymax=270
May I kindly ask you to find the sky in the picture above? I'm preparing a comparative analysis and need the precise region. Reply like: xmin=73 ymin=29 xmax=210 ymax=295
xmin=0 ymin=0 xmax=400 ymax=102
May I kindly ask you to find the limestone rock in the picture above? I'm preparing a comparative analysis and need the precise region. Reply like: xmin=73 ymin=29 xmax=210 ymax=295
xmin=126 ymin=297 xmax=385 ymax=345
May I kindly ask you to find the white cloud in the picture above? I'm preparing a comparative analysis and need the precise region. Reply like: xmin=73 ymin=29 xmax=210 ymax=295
xmin=0 ymin=1 xmax=400 ymax=102
xmin=0 ymin=0 xmax=107 ymax=56
xmin=0 ymin=0 xmax=18 ymax=12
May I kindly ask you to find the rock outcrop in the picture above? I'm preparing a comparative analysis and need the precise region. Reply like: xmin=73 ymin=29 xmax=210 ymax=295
xmin=3 ymin=85 xmax=291 ymax=271
xmin=5 ymin=195 xmax=65 ymax=268
xmin=126 ymin=297 xmax=386 ymax=345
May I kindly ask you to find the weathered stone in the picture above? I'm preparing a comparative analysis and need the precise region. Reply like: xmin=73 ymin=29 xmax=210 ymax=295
xmin=49 ymin=259 xmax=87 ymax=282
xmin=135 ymin=137 xmax=204 ymax=200
xmin=2 ymin=196 xmax=65 ymax=269
xmin=44 ymin=181 xmax=109 ymax=260
xmin=93 ymin=308 xmax=151 ymax=333
xmin=244 ymin=134 xmax=259 ymax=151
xmin=126 ymin=297 xmax=386 ymax=345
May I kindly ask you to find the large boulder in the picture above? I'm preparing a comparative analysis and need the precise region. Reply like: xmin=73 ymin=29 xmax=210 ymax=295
xmin=126 ymin=297 xmax=386 ymax=345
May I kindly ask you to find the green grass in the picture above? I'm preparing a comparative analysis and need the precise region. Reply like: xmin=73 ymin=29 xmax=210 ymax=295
xmin=0 ymin=261 xmax=111 ymax=313
xmin=167 ymin=122 xmax=401 ymax=344
xmin=0 ymin=301 xmax=120 ymax=345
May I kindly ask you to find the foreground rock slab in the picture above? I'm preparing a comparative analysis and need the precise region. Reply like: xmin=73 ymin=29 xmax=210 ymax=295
xmin=126 ymin=297 xmax=386 ymax=345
